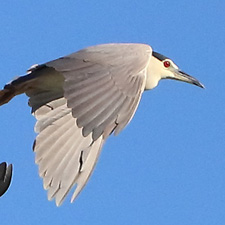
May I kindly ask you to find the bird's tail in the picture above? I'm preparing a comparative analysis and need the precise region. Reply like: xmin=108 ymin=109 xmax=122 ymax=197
xmin=0 ymin=74 xmax=37 ymax=106
xmin=0 ymin=87 xmax=16 ymax=106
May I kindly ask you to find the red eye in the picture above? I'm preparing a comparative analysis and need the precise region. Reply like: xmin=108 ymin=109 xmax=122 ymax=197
xmin=164 ymin=61 xmax=170 ymax=68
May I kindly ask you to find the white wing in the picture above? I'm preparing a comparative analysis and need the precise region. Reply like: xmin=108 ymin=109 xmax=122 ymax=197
xmin=0 ymin=43 xmax=152 ymax=206
xmin=33 ymin=98 xmax=104 ymax=206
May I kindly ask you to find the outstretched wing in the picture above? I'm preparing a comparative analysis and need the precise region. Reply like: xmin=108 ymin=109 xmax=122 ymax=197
xmin=33 ymin=97 xmax=104 ymax=206
xmin=1 ymin=43 xmax=152 ymax=206
xmin=46 ymin=43 xmax=152 ymax=140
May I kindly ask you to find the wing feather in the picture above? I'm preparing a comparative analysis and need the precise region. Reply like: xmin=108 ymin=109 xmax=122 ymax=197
xmin=65 ymin=74 xmax=111 ymax=98
xmin=77 ymin=87 xmax=121 ymax=129
xmin=26 ymin=43 xmax=152 ymax=205
xmin=67 ymin=78 xmax=114 ymax=115
xmin=83 ymin=93 xmax=127 ymax=139
xmin=37 ymin=115 xmax=74 ymax=175
xmin=35 ymin=113 xmax=72 ymax=163
xmin=33 ymin=97 xmax=104 ymax=206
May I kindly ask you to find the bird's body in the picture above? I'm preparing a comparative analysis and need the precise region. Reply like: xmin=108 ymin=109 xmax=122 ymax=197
xmin=0 ymin=43 xmax=203 ymax=206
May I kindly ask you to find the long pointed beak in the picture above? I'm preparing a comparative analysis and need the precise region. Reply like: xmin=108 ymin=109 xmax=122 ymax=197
xmin=173 ymin=70 xmax=205 ymax=88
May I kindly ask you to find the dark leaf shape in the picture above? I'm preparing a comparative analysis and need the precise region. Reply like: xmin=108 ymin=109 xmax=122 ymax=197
xmin=0 ymin=162 xmax=13 ymax=197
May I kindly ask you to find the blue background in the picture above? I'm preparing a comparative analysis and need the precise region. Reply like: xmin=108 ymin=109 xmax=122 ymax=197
xmin=0 ymin=1 xmax=224 ymax=224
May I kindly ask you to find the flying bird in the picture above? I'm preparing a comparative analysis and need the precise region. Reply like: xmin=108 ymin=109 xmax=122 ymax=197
xmin=0 ymin=162 xmax=12 ymax=197
xmin=0 ymin=43 xmax=204 ymax=206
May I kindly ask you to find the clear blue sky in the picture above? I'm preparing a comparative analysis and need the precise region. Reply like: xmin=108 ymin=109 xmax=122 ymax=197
xmin=0 ymin=1 xmax=224 ymax=224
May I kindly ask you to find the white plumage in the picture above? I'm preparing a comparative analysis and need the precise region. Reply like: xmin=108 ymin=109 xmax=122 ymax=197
xmin=0 ymin=43 xmax=203 ymax=205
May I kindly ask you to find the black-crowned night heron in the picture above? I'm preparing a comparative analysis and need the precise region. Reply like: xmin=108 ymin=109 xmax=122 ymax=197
xmin=0 ymin=43 xmax=204 ymax=206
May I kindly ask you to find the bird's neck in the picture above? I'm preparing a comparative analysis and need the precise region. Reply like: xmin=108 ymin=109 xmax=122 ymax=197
xmin=145 ymin=57 xmax=163 ymax=90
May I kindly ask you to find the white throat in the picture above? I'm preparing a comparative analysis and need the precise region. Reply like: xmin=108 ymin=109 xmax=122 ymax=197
xmin=145 ymin=56 xmax=163 ymax=90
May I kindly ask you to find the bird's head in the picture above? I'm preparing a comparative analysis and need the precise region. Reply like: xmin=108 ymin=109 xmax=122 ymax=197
xmin=145 ymin=51 xmax=204 ymax=90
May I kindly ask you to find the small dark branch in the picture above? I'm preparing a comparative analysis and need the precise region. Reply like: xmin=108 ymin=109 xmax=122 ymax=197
xmin=0 ymin=162 xmax=13 ymax=197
